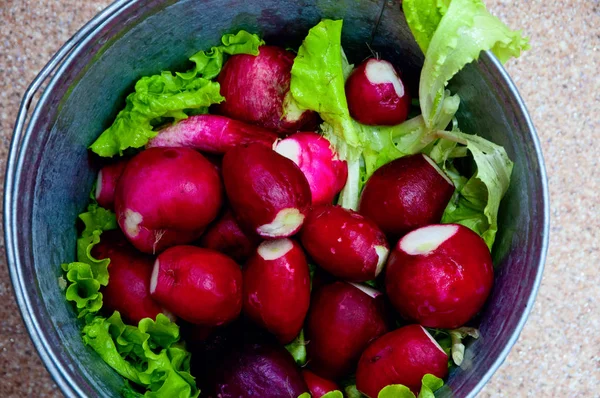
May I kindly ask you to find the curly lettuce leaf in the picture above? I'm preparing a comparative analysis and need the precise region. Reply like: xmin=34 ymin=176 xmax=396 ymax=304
xmin=62 ymin=203 xmax=117 ymax=318
xmin=416 ymin=0 xmax=530 ymax=128
xmin=434 ymin=130 xmax=514 ymax=248
xmin=90 ymin=31 xmax=264 ymax=157
xmin=82 ymin=312 xmax=199 ymax=397
xmin=285 ymin=329 xmax=307 ymax=366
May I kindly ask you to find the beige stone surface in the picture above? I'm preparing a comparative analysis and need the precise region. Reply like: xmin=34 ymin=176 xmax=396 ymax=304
xmin=0 ymin=0 xmax=598 ymax=397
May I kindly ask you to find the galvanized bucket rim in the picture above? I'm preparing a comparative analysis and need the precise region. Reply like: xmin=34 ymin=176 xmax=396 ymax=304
xmin=4 ymin=1 xmax=549 ymax=396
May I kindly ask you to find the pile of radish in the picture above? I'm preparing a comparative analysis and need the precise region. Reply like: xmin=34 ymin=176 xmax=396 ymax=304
xmin=89 ymin=42 xmax=496 ymax=398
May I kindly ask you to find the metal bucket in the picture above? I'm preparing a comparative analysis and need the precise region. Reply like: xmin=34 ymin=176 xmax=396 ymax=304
xmin=4 ymin=0 xmax=549 ymax=396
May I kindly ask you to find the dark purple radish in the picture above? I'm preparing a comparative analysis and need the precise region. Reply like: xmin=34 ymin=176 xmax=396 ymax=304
xmin=222 ymin=144 xmax=311 ymax=239
xmin=274 ymin=132 xmax=348 ymax=206
xmin=150 ymin=246 xmax=242 ymax=326
xmin=345 ymin=58 xmax=411 ymax=126
xmin=216 ymin=45 xmax=318 ymax=134
xmin=147 ymin=114 xmax=279 ymax=154
xmin=359 ymin=153 xmax=455 ymax=239
xmin=95 ymin=159 xmax=129 ymax=210
xmin=302 ymin=370 xmax=340 ymax=398
xmin=356 ymin=325 xmax=449 ymax=397
xmin=212 ymin=341 xmax=309 ymax=398
xmin=300 ymin=205 xmax=389 ymax=282
xmin=91 ymin=230 xmax=171 ymax=324
xmin=199 ymin=209 xmax=260 ymax=263
xmin=306 ymin=282 xmax=390 ymax=379
xmin=115 ymin=147 xmax=223 ymax=254
xmin=386 ymin=224 xmax=494 ymax=328
xmin=243 ymin=239 xmax=310 ymax=344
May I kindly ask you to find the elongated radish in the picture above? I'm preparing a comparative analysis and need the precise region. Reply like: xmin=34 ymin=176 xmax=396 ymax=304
xmin=385 ymin=224 xmax=494 ymax=328
xmin=359 ymin=153 xmax=454 ymax=239
xmin=302 ymin=370 xmax=340 ymax=398
xmin=356 ymin=325 xmax=449 ymax=397
xmin=115 ymin=147 xmax=223 ymax=254
xmin=216 ymin=45 xmax=318 ymax=134
xmin=306 ymin=282 xmax=390 ymax=379
xmin=95 ymin=159 xmax=128 ymax=210
xmin=345 ymin=58 xmax=411 ymax=126
xmin=147 ymin=114 xmax=279 ymax=153
xmin=222 ymin=144 xmax=311 ymax=239
xmin=275 ymin=132 xmax=348 ymax=206
xmin=243 ymin=239 xmax=310 ymax=343
xmin=300 ymin=205 xmax=389 ymax=282
xmin=199 ymin=209 xmax=260 ymax=263
xmin=91 ymin=230 xmax=171 ymax=324
xmin=150 ymin=246 xmax=242 ymax=326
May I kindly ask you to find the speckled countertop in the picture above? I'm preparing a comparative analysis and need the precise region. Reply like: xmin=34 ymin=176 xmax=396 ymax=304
xmin=0 ymin=0 xmax=598 ymax=396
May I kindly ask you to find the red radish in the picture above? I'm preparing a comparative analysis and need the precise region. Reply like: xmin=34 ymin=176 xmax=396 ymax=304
xmin=91 ymin=230 xmax=171 ymax=324
xmin=302 ymin=370 xmax=340 ymax=398
xmin=199 ymin=209 xmax=260 ymax=263
xmin=385 ymin=224 xmax=494 ymax=328
xmin=243 ymin=239 xmax=310 ymax=344
xmin=95 ymin=159 xmax=128 ymax=210
xmin=359 ymin=153 xmax=455 ymax=238
xmin=300 ymin=205 xmax=389 ymax=282
xmin=150 ymin=246 xmax=242 ymax=326
xmin=306 ymin=282 xmax=390 ymax=379
xmin=216 ymin=45 xmax=318 ymax=134
xmin=222 ymin=144 xmax=311 ymax=239
xmin=147 ymin=114 xmax=279 ymax=154
xmin=356 ymin=325 xmax=449 ymax=397
xmin=345 ymin=58 xmax=411 ymax=126
xmin=114 ymin=147 xmax=223 ymax=254
xmin=274 ymin=132 xmax=348 ymax=206
xmin=212 ymin=341 xmax=309 ymax=397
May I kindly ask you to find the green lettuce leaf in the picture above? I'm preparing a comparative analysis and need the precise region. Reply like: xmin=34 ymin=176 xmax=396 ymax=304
xmin=90 ymin=31 xmax=264 ymax=157
xmin=62 ymin=203 xmax=117 ymax=318
xmin=378 ymin=384 xmax=414 ymax=398
xmin=377 ymin=374 xmax=444 ymax=398
xmin=285 ymin=329 xmax=307 ymax=366
xmin=322 ymin=391 xmax=344 ymax=398
xmin=418 ymin=374 xmax=445 ymax=398
xmin=402 ymin=0 xmax=448 ymax=53
xmin=435 ymin=130 xmax=514 ymax=248
xmin=82 ymin=312 xmax=199 ymax=397
xmin=416 ymin=0 xmax=530 ymax=128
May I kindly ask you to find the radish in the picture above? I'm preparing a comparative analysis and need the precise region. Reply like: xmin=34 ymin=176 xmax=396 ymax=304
xmin=300 ymin=205 xmax=389 ymax=282
xmin=150 ymin=246 xmax=242 ymax=326
xmin=356 ymin=324 xmax=449 ymax=397
xmin=302 ymin=370 xmax=340 ymax=398
xmin=114 ymin=147 xmax=223 ymax=254
xmin=359 ymin=153 xmax=455 ymax=239
xmin=212 ymin=341 xmax=309 ymax=397
xmin=199 ymin=209 xmax=260 ymax=263
xmin=147 ymin=114 xmax=279 ymax=154
xmin=274 ymin=132 xmax=348 ymax=206
xmin=95 ymin=159 xmax=128 ymax=210
xmin=346 ymin=58 xmax=411 ymax=126
xmin=305 ymin=282 xmax=390 ymax=379
xmin=216 ymin=45 xmax=318 ymax=134
xmin=345 ymin=58 xmax=411 ymax=126
xmin=385 ymin=224 xmax=494 ymax=328
xmin=91 ymin=230 xmax=171 ymax=324
xmin=222 ymin=143 xmax=311 ymax=239
xmin=243 ymin=239 xmax=311 ymax=344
